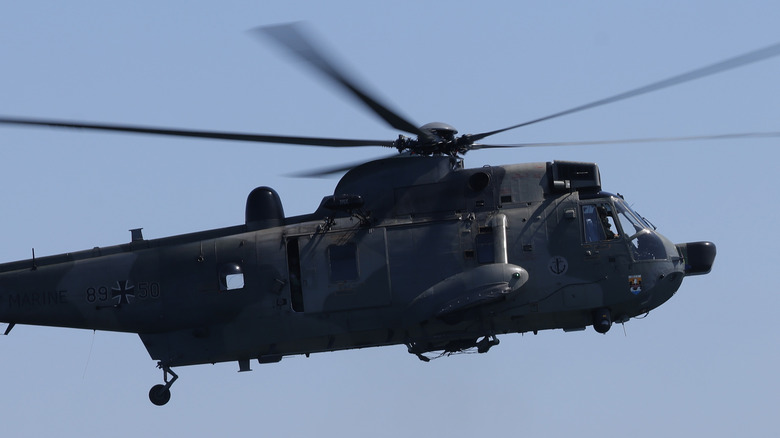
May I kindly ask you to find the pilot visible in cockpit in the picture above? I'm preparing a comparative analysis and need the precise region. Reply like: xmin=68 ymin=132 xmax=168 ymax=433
xmin=598 ymin=206 xmax=618 ymax=240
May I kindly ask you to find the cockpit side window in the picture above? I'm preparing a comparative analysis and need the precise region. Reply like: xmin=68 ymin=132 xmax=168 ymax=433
xmin=582 ymin=195 xmax=668 ymax=260
xmin=582 ymin=204 xmax=619 ymax=243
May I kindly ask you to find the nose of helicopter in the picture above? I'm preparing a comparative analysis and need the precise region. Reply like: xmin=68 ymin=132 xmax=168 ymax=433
xmin=613 ymin=239 xmax=716 ymax=322
xmin=676 ymin=241 xmax=717 ymax=276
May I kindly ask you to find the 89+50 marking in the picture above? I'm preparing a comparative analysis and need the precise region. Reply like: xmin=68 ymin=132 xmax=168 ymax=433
xmin=85 ymin=281 xmax=161 ymax=303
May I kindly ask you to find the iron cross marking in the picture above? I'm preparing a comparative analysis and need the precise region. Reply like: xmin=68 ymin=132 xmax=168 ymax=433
xmin=112 ymin=280 xmax=135 ymax=305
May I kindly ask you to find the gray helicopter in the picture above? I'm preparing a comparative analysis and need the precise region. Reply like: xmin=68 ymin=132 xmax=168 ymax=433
xmin=5 ymin=23 xmax=779 ymax=406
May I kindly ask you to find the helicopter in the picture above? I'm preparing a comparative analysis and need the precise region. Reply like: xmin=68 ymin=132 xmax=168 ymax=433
xmin=1 ymin=23 xmax=777 ymax=406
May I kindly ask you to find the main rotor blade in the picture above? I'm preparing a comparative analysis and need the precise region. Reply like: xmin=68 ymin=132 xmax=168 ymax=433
xmin=0 ymin=116 xmax=395 ymax=147
xmin=256 ymin=23 xmax=430 ymax=140
xmin=471 ymin=41 xmax=780 ymax=142
xmin=289 ymin=153 xmax=400 ymax=178
xmin=473 ymin=131 xmax=780 ymax=149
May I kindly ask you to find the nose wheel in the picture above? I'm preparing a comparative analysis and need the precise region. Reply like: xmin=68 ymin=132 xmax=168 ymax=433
xmin=149 ymin=362 xmax=178 ymax=406
xmin=592 ymin=308 xmax=612 ymax=334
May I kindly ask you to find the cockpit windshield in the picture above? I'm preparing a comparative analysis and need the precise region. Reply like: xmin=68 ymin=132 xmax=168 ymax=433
xmin=581 ymin=196 xmax=667 ymax=261
xmin=613 ymin=198 xmax=646 ymax=237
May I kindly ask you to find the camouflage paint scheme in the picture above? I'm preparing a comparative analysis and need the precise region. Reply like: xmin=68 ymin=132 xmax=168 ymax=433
xmin=0 ymin=156 xmax=714 ymax=382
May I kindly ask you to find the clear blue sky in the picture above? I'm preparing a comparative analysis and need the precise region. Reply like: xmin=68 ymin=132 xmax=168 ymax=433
xmin=1 ymin=1 xmax=778 ymax=437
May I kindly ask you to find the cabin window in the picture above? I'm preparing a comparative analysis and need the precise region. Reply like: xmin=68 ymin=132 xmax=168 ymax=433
xmin=219 ymin=263 xmax=245 ymax=291
xmin=328 ymin=243 xmax=359 ymax=283
xmin=225 ymin=273 xmax=245 ymax=290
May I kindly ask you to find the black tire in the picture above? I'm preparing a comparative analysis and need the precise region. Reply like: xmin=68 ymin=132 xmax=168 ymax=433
xmin=149 ymin=384 xmax=171 ymax=406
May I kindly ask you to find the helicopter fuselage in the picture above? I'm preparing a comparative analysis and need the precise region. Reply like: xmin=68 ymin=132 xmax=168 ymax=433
xmin=0 ymin=156 xmax=715 ymax=370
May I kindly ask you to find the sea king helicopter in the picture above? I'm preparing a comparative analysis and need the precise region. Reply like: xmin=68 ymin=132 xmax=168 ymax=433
xmin=1 ymin=24 xmax=777 ymax=406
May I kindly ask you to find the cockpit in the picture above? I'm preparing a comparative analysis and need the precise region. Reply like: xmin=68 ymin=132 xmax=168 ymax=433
xmin=581 ymin=194 xmax=667 ymax=261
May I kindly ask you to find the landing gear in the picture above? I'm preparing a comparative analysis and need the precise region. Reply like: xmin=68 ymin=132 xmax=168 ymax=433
xmin=406 ymin=334 xmax=501 ymax=361
xmin=592 ymin=308 xmax=612 ymax=334
xmin=476 ymin=335 xmax=500 ymax=353
xmin=149 ymin=384 xmax=171 ymax=406
xmin=149 ymin=362 xmax=178 ymax=406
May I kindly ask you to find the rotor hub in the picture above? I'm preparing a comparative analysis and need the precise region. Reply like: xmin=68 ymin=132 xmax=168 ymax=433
xmin=420 ymin=122 xmax=458 ymax=141
xmin=391 ymin=122 xmax=469 ymax=156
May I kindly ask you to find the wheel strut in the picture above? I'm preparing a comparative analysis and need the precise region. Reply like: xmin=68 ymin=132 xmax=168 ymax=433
xmin=149 ymin=362 xmax=178 ymax=406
